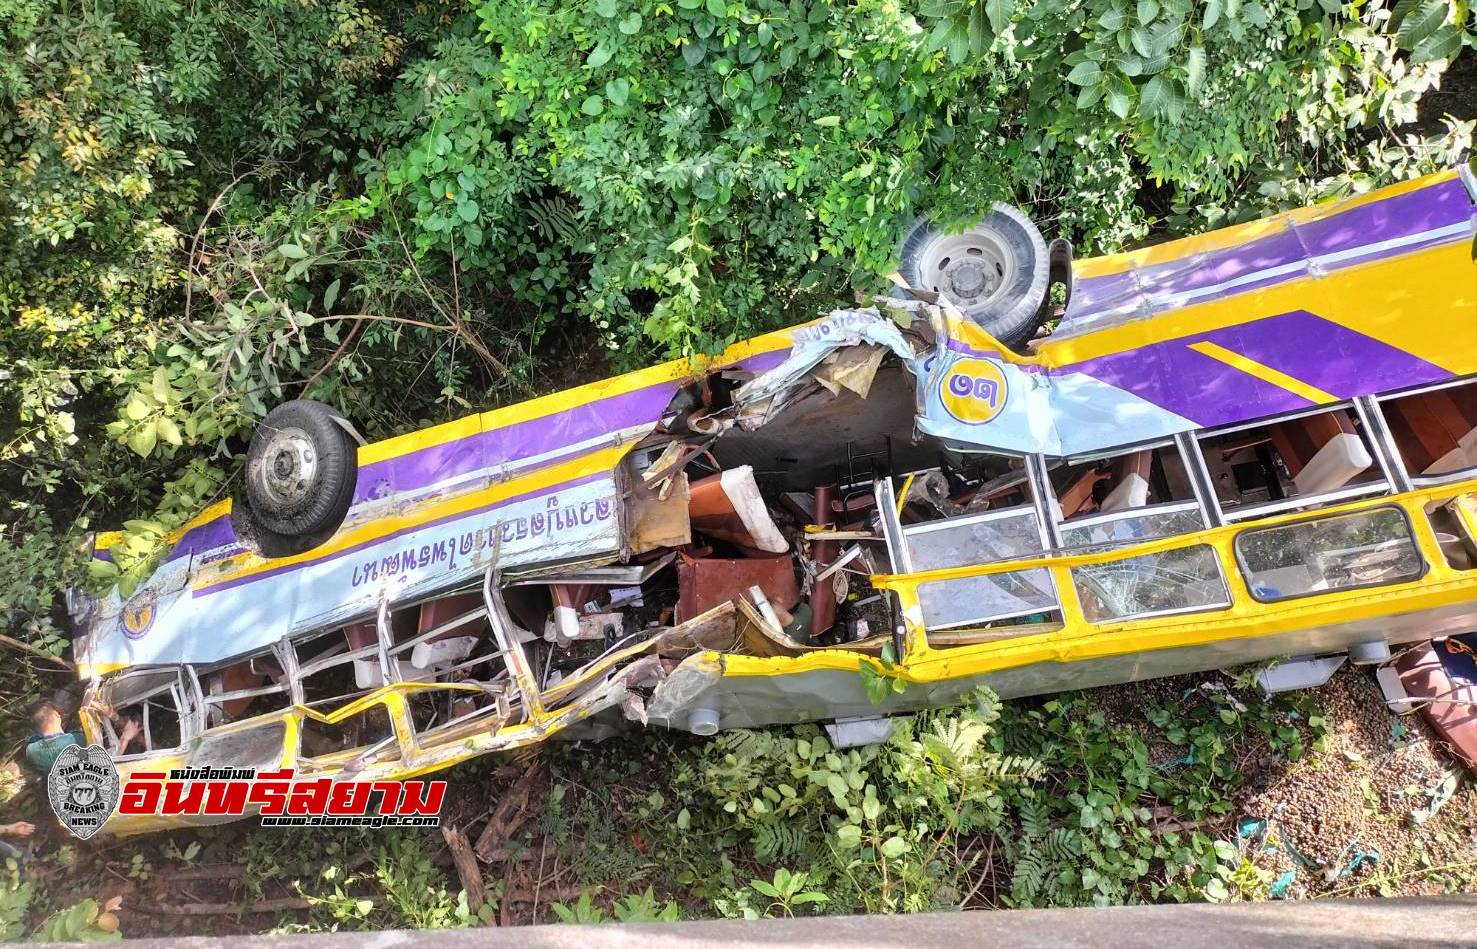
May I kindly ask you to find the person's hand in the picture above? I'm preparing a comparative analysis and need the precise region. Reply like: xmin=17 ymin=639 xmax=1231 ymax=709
xmin=119 ymin=718 xmax=142 ymax=746
xmin=1 ymin=822 xmax=35 ymax=838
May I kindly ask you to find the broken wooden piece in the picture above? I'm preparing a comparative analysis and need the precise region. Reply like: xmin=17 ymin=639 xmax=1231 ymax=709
xmin=441 ymin=824 xmax=488 ymax=917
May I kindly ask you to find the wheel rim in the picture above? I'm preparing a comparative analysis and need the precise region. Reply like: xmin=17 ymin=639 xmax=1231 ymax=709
xmin=256 ymin=426 xmax=319 ymax=509
xmin=915 ymin=227 xmax=1018 ymax=312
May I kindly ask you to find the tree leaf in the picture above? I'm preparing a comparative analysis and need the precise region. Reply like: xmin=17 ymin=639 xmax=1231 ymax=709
xmin=587 ymin=43 xmax=614 ymax=68
xmin=1409 ymin=23 xmax=1462 ymax=63
xmin=581 ymin=95 xmax=605 ymax=115
xmin=1099 ymin=8 xmax=1129 ymax=30
xmin=128 ymin=423 xmax=158 ymax=458
xmin=681 ymin=41 xmax=706 ymax=66
xmin=605 ymin=76 xmax=630 ymax=105
xmin=813 ymin=114 xmax=841 ymax=127
xmin=706 ymin=0 xmax=726 ymax=15
xmin=919 ymin=0 xmax=968 ymax=15
xmin=322 ymin=278 xmax=341 ymax=313
xmin=278 ymin=243 xmax=307 ymax=259
xmin=944 ymin=20 xmax=971 ymax=63
xmin=1185 ymin=45 xmax=1206 ymax=95
xmin=617 ymin=12 xmax=642 ymax=34
xmin=1202 ymin=0 xmax=1222 ymax=29
xmin=1066 ymin=60 xmax=1102 ymax=85
xmin=157 ymin=417 xmax=182 ymax=447
xmin=985 ymin=0 xmax=1013 ymax=34
xmin=1139 ymin=74 xmax=1174 ymax=118
xmin=1394 ymin=0 xmax=1441 ymax=49
xmin=594 ymin=0 xmax=618 ymax=16
xmin=880 ymin=836 xmax=907 ymax=858
xmin=1138 ymin=0 xmax=1159 ymax=24
xmin=1105 ymin=74 xmax=1135 ymax=118
xmin=1130 ymin=27 xmax=1153 ymax=56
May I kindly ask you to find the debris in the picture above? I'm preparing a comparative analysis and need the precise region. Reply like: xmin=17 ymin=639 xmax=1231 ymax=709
xmin=474 ymin=761 xmax=546 ymax=863
xmin=811 ymin=343 xmax=887 ymax=399
xmin=814 ymin=544 xmax=864 ymax=583
xmin=1388 ymin=635 xmax=1477 ymax=772
xmin=1409 ymin=768 xmax=1461 ymax=825
xmin=748 ymin=585 xmax=786 ymax=636
xmin=441 ymin=824 xmax=488 ymax=916
xmin=676 ymin=551 xmax=800 ymax=624
xmin=824 ymin=715 xmax=895 ymax=748
xmin=1268 ymin=869 xmax=1296 ymax=899
xmin=687 ymin=465 xmax=788 ymax=553
xmin=808 ymin=484 xmax=840 ymax=637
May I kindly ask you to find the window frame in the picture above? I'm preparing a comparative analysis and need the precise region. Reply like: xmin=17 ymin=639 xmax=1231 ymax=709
xmin=1232 ymin=503 xmax=1428 ymax=604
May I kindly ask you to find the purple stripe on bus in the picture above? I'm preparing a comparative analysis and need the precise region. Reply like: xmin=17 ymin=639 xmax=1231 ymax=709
xmin=192 ymin=471 xmax=611 ymax=598
xmin=1199 ymin=311 xmax=1451 ymax=400
xmin=1063 ymin=335 xmax=1316 ymax=428
xmin=159 ymin=350 xmax=794 ymax=572
xmin=352 ymin=380 xmax=683 ymax=505
xmin=1066 ymin=176 xmax=1473 ymax=326
xmin=163 ymin=514 xmax=238 ymax=565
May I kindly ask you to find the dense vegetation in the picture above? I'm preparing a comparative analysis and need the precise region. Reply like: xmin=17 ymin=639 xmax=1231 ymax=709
xmin=0 ymin=0 xmax=1474 ymax=934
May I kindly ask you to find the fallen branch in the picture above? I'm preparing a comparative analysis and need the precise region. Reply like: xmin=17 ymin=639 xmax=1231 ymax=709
xmin=474 ymin=759 xmax=545 ymax=862
xmin=441 ymin=825 xmax=488 ymax=919
xmin=0 ymin=633 xmax=72 ymax=670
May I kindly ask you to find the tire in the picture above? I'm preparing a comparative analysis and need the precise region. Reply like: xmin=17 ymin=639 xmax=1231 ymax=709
xmin=241 ymin=399 xmax=358 ymax=542
xmin=897 ymin=203 xmax=1049 ymax=347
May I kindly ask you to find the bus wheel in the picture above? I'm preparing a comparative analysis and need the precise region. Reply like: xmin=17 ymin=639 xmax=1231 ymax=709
xmin=898 ymin=203 xmax=1049 ymax=347
xmin=241 ymin=399 xmax=358 ymax=543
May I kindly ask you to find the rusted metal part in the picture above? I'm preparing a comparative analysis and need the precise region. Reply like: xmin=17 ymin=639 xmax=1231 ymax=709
xmin=1394 ymin=636 xmax=1477 ymax=772
xmin=809 ymin=484 xmax=839 ymax=637
xmin=687 ymin=465 xmax=788 ymax=552
xmin=676 ymin=552 xmax=800 ymax=624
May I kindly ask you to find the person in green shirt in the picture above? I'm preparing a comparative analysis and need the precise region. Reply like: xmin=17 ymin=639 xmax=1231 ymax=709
xmin=24 ymin=698 xmax=140 ymax=774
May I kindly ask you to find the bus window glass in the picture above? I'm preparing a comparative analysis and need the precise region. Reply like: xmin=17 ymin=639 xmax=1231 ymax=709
xmin=1235 ymin=507 xmax=1423 ymax=601
xmin=1071 ymin=545 xmax=1230 ymax=623
xmin=906 ymin=508 xmax=1056 ymax=628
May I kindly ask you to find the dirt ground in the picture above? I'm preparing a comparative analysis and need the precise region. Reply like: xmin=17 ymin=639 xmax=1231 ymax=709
xmin=1238 ymin=667 xmax=1477 ymax=899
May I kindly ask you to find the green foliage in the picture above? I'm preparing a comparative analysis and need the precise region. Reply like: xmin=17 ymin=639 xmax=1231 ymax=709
xmin=675 ymin=689 xmax=1042 ymax=914
xmin=859 ymin=642 xmax=909 ymax=705
xmin=0 ymin=860 xmax=121 ymax=942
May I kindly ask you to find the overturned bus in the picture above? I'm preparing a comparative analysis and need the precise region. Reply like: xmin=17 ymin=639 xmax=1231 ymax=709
xmin=69 ymin=165 xmax=1477 ymax=834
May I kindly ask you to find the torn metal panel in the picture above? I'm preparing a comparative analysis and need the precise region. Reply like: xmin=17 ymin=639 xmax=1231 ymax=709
xmin=676 ymin=552 xmax=801 ymax=623
xmin=687 ymin=465 xmax=788 ymax=553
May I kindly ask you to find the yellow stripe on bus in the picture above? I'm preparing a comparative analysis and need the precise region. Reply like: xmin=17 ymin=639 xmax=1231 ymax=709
xmin=1186 ymin=341 xmax=1338 ymax=405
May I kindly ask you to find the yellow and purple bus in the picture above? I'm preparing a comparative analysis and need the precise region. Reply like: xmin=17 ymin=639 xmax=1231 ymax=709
xmin=70 ymin=164 xmax=1477 ymax=833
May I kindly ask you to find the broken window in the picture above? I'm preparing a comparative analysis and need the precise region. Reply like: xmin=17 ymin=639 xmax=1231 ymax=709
xmin=102 ymin=670 xmax=194 ymax=757
xmin=885 ymin=454 xmax=1059 ymax=633
xmin=1378 ymin=379 xmax=1477 ymax=480
xmin=1235 ymin=506 xmax=1425 ymax=602
xmin=199 ymin=652 xmax=291 ymax=727
xmin=299 ymin=704 xmax=400 ymax=769
xmin=1071 ymin=544 xmax=1230 ymax=623
xmin=1196 ymin=405 xmax=1388 ymax=519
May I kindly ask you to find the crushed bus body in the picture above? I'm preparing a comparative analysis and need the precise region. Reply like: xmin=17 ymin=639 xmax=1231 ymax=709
xmin=68 ymin=165 xmax=1477 ymax=834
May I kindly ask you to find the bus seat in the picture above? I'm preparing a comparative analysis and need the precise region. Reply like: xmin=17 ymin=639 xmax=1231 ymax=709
xmin=1100 ymin=450 xmax=1152 ymax=513
xmin=1292 ymin=431 xmax=1372 ymax=494
xmin=1100 ymin=473 xmax=1150 ymax=512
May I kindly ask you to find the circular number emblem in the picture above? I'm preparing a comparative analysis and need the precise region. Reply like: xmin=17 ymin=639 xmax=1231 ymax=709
xmin=119 ymin=590 xmax=157 ymax=640
xmin=939 ymin=357 xmax=1009 ymax=425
